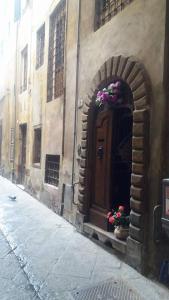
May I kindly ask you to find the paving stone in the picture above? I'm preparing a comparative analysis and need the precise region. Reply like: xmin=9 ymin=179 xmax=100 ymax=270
xmin=52 ymin=247 xmax=97 ymax=278
xmin=0 ymin=231 xmax=38 ymax=300
xmin=0 ymin=236 xmax=10 ymax=258
xmin=0 ymin=176 xmax=168 ymax=300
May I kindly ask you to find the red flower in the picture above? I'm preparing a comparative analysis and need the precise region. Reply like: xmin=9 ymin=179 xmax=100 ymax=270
xmin=116 ymin=212 xmax=121 ymax=218
xmin=109 ymin=216 xmax=115 ymax=224
xmin=118 ymin=206 xmax=124 ymax=212
xmin=107 ymin=212 xmax=112 ymax=219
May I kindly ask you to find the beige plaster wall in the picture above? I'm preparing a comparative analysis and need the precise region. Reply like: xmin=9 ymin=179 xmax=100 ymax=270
xmin=1 ymin=0 xmax=67 ymax=210
xmin=28 ymin=0 xmax=65 ymax=209
xmin=0 ymin=0 xmax=167 ymax=230
xmin=63 ymin=0 xmax=166 ymax=228
xmin=65 ymin=0 xmax=166 ymax=272
xmin=0 ymin=2 xmax=17 ymax=179
xmin=62 ymin=0 xmax=79 ymax=184
xmin=77 ymin=0 xmax=165 ymax=202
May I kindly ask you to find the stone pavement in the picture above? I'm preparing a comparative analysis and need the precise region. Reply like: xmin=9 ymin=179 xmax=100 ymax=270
xmin=0 ymin=176 xmax=168 ymax=300
xmin=0 ymin=231 xmax=39 ymax=300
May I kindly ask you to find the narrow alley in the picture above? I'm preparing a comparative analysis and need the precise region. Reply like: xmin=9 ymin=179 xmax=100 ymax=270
xmin=0 ymin=176 xmax=168 ymax=300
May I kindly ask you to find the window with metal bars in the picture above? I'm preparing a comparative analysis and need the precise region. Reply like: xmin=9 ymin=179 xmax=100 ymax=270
xmin=36 ymin=24 xmax=45 ymax=69
xmin=95 ymin=0 xmax=133 ymax=30
xmin=33 ymin=128 xmax=41 ymax=164
xmin=47 ymin=0 xmax=66 ymax=101
xmin=20 ymin=45 xmax=28 ymax=93
xmin=45 ymin=155 xmax=60 ymax=186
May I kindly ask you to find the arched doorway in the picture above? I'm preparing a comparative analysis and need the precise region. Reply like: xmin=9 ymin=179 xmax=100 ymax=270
xmin=89 ymin=81 xmax=133 ymax=230
xmin=77 ymin=56 xmax=150 ymax=272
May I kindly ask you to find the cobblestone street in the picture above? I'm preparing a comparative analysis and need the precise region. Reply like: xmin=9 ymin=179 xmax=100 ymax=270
xmin=0 ymin=176 xmax=168 ymax=300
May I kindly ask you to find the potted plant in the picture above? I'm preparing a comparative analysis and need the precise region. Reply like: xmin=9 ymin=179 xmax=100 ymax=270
xmin=107 ymin=205 xmax=130 ymax=240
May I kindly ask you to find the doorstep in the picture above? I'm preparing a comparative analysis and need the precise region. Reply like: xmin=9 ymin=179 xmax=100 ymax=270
xmin=83 ymin=222 xmax=127 ymax=254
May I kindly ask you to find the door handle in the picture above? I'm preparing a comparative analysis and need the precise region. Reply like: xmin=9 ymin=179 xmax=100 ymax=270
xmin=97 ymin=146 xmax=104 ymax=160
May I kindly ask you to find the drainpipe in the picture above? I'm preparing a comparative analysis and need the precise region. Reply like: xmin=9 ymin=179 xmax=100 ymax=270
xmin=71 ymin=0 xmax=81 ymax=205
xmin=60 ymin=0 xmax=70 ymax=215
xmin=13 ymin=20 xmax=19 ymax=183
xmin=62 ymin=0 xmax=68 ymax=156
xmin=60 ymin=0 xmax=81 ymax=214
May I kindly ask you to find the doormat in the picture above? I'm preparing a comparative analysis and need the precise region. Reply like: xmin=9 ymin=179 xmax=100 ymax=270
xmin=71 ymin=279 xmax=142 ymax=300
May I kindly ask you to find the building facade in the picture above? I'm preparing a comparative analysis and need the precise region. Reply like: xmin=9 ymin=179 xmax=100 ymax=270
xmin=0 ymin=0 xmax=169 ymax=278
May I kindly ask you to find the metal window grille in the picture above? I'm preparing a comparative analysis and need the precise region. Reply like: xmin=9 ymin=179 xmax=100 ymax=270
xmin=33 ymin=128 xmax=41 ymax=163
xmin=95 ymin=0 xmax=133 ymax=30
xmin=45 ymin=155 xmax=60 ymax=186
xmin=36 ymin=24 xmax=45 ymax=69
xmin=20 ymin=45 xmax=28 ymax=92
xmin=47 ymin=0 xmax=66 ymax=101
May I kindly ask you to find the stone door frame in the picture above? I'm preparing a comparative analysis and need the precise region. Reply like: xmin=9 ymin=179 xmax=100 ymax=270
xmin=78 ymin=56 xmax=150 ymax=272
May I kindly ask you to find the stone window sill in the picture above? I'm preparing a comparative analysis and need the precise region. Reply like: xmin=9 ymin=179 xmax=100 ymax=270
xmin=32 ymin=163 xmax=41 ymax=169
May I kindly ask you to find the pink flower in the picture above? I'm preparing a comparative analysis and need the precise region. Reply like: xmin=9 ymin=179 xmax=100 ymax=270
xmin=107 ymin=212 xmax=112 ymax=219
xmin=109 ymin=216 xmax=115 ymax=224
xmin=108 ymin=83 xmax=116 ymax=90
xmin=119 ymin=206 xmax=124 ymax=212
xmin=116 ymin=212 xmax=121 ymax=218
xmin=97 ymin=91 xmax=103 ymax=97
xmin=114 ymin=81 xmax=121 ymax=88
xmin=101 ymin=92 xmax=109 ymax=102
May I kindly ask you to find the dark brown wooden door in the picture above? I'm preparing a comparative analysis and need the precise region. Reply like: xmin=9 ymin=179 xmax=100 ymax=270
xmin=90 ymin=109 xmax=113 ymax=230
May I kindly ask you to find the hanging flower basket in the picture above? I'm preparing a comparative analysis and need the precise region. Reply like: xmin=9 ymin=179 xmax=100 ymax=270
xmin=95 ymin=81 xmax=124 ymax=107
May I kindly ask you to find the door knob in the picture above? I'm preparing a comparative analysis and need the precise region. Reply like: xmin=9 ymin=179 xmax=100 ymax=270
xmin=97 ymin=146 xmax=104 ymax=160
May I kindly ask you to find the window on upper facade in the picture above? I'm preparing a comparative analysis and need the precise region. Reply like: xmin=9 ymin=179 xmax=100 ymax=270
xmin=33 ymin=128 xmax=41 ymax=164
xmin=95 ymin=0 xmax=133 ymax=30
xmin=47 ymin=0 xmax=66 ymax=102
xmin=20 ymin=45 xmax=28 ymax=93
xmin=45 ymin=155 xmax=60 ymax=186
xmin=36 ymin=24 xmax=45 ymax=69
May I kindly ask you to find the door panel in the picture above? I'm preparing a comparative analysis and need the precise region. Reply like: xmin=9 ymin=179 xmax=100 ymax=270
xmin=90 ymin=110 xmax=113 ymax=230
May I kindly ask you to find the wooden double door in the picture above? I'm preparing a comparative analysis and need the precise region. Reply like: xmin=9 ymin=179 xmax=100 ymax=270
xmin=89 ymin=107 xmax=132 ymax=230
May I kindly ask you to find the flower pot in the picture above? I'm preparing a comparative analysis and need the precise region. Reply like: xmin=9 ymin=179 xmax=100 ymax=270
xmin=114 ymin=226 xmax=129 ymax=240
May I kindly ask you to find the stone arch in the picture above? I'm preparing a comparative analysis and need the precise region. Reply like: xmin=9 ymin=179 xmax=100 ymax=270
xmin=78 ymin=56 xmax=150 ymax=258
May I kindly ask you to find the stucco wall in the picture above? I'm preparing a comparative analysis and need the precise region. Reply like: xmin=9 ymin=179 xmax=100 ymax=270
xmin=63 ymin=0 xmax=166 ymax=221
xmin=0 ymin=0 xmax=168 ymax=275
xmin=29 ymin=0 xmax=65 ymax=210
xmin=6 ymin=0 xmax=66 ymax=211
xmin=67 ymin=0 xmax=166 ymax=274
